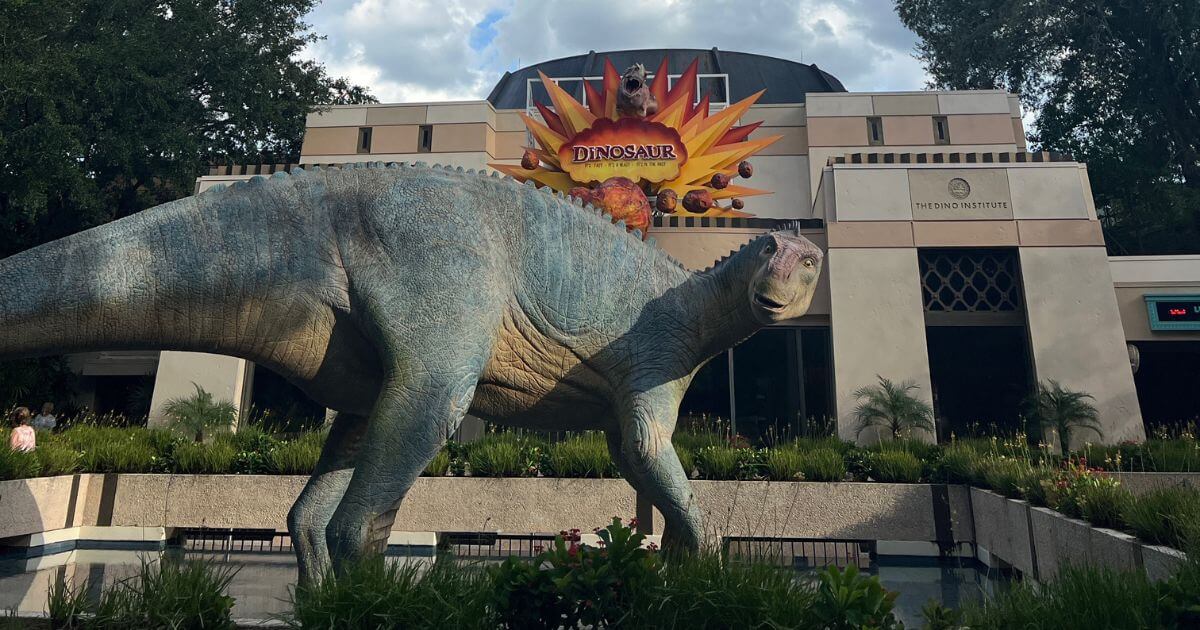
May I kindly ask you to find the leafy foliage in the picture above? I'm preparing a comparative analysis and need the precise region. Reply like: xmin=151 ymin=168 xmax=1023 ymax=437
xmin=852 ymin=375 xmax=935 ymax=441
xmin=1027 ymin=380 xmax=1102 ymax=454
xmin=0 ymin=0 xmax=375 ymax=261
xmin=163 ymin=384 xmax=237 ymax=442
xmin=810 ymin=564 xmax=902 ymax=629
xmin=894 ymin=0 xmax=1200 ymax=255
xmin=540 ymin=433 xmax=618 ymax=478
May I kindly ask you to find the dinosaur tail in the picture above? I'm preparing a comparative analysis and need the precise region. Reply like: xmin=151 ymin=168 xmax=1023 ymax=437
xmin=0 ymin=190 xmax=265 ymax=360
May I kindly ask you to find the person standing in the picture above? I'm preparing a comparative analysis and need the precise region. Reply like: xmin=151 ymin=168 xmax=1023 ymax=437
xmin=8 ymin=407 xmax=35 ymax=452
xmin=32 ymin=402 xmax=57 ymax=431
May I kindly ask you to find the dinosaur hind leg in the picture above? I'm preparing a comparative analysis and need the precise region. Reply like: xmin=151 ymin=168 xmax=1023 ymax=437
xmin=288 ymin=411 xmax=369 ymax=586
xmin=325 ymin=354 xmax=486 ymax=570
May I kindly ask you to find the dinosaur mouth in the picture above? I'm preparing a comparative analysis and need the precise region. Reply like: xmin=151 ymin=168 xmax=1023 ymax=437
xmin=753 ymin=293 xmax=787 ymax=311
xmin=624 ymin=78 xmax=642 ymax=91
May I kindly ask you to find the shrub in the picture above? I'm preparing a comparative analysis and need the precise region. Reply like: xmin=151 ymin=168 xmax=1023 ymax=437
xmin=172 ymin=441 xmax=237 ymax=474
xmin=163 ymin=384 xmax=238 ymax=442
xmin=868 ymin=450 xmax=923 ymax=483
xmin=77 ymin=433 xmax=158 ymax=473
xmin=423 ymin=449 xmax=450 ymax=476
xmin=49 ymin=558 xmax=237 ymax=629
xmin=799 ymin=448 xmax=847 ymax=482
xmin=542 ymin=433 xmax=617 ymax=478
xmin=0 ymin=447 xmax=41 ymax=480
xmin=490 ymin=518 xmax=660 ymax=628
xmin=763 ymin=447 xmax=804 ymax=481
xmin=1123 ymin=486 xmax=1200 ymax=549
xmin=271 ymin=432 xmax=325 ymax=475
xmin=851 ymin=375 xmax=934 ymax=441
xmin=809 ymin=564 xmax=902 ymax=629
xmin=35 ymin=440 xmax=80 ymax=476
xmin=1042 ymin=459 xmax=1121 ymax=520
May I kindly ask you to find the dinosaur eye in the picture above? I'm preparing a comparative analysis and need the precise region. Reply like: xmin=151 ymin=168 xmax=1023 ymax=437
xmin=762 ymin=241 xmax=776 ymax=255
xmin=802 ymin=257 xmax=816 ymax=269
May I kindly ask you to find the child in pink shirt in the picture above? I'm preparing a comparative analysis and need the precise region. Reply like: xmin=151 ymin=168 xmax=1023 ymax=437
xmin=8 ymin=407 xmax=35 ymax=452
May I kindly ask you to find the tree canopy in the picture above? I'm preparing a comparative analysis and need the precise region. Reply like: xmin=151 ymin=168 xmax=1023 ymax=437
xmin=895 ymin=0 xmax=1200 ymax=254
xmin=0 ymin=0 xmax=375 ymax=258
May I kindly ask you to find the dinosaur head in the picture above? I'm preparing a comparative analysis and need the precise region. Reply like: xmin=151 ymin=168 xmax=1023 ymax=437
xmin=744 ymin=231 xmax=824 ymax=324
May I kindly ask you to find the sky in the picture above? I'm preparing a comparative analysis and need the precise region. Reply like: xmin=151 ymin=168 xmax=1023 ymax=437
xmin=303 ymin=0 xmax=931 ymax=104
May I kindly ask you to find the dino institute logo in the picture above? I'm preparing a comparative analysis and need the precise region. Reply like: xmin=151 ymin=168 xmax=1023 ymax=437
xmin=948 ymin=178 xmax=971 ymax=200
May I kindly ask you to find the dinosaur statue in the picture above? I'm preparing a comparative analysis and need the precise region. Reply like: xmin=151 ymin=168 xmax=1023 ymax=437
xmin=0 ymin=163 xmax=824 ymax=583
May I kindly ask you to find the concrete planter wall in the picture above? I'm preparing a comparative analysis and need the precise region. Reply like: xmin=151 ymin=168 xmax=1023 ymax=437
xmin=970 ymin=488 xmax=1188 ymax=582
xmin=1 ymin=475 xmax=1189 ymax=582
xmin=1111 ymin=472 xmax=1200 ymax=496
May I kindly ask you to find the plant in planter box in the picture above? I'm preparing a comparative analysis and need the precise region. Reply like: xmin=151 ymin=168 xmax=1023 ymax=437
xmin=868 ymin=450 xmax=923 ymax=483
xmin=851 ymin=376 xmax=935 ymax=441
xmin=489 ymin=517 xmax=660 ymax=629
xmin=1027 ymin=380 xmax=1101 ymax=455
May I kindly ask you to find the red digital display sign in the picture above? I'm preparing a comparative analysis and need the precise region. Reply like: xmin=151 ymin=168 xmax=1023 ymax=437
xmin=1156 ymin=301 xmax=1200 ymax=322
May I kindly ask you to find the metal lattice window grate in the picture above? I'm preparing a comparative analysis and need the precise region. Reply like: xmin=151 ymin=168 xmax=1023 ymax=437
xmin=920 ymin=250 xmax=1021 ymax=313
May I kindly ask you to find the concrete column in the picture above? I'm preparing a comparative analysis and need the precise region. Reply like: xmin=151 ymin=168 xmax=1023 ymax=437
xmin=147 ymin=352 xmax=254 ymax=427
xmin=1019 ymin=247 xmax=1145 ymax=445
xmin=828 ymin=248 xmax=934 ymax=443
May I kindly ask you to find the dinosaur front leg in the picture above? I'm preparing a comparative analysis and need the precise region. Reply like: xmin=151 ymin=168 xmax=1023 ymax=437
xmin=609 ymin=387 xmax=703 ymax=553
xmin=288 ymin=411 xmax=368 ymax=586
xmin=325 ymin=365 xmax=482 ymax=570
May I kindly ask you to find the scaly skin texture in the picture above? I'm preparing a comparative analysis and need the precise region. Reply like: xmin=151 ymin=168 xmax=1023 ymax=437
xmin=0 ymin=162 xmax=824 ymax=583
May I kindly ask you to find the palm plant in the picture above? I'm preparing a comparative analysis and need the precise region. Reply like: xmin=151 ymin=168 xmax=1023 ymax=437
xmin=852 ymin=376 xmax=935 ymax=441
xmin=164 ymin=384 xmax=238 ymax=443
xmin=1028 ymin=380 xmax=1101 ymax=455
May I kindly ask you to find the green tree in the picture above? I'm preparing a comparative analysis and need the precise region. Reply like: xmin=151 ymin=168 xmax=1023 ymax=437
xmin=164 ymin=384 xmax=238 ymax=442
xmin=852 ymin=376 xmax=936 ymax=440
xmin=0 ymin=0 xmax=375 ymax=259
xmin=0 ymin=1 xmax=374 ymax=402
xmin=1027 ymin=380 xmax=1102 ymax=454
xmin=894 ymin=0 xmax=1200 ymax=255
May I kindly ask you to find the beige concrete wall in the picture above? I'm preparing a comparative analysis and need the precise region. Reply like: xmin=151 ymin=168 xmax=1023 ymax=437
xmin=1110 ymin=255 xmax=1200 ymax=341
xmin=371 ymin=125 xmax=419 ymax=153
xmin=736 ymin=154 xmax=810 ymax=219
xmin=494 ymin=130 xmax=527 ymax=159
xmin=945 ymin=114 xmax=1016 ymax=145
xmin=827 ymin=248 xmax=933 ymax=442
xmin=1009 ymin=166 xmax=1092 ymax=219
xmin=147 ymin=351 xmax=252 ymax=427
xmin=299 ymin=127 xmax=359 ymax=156
xmin=831 ymin=169 xmax=912 ymax=221
xmin=430 ymin=123 xmax=489 ymax=153
xmin=881 ymin=116 xmax=936 ymax=145
xmin=1020 ymin=247 xmax=1145 ymax=445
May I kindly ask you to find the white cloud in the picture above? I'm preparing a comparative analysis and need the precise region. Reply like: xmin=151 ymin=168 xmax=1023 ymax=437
xmin=305 ymin=0 xmax=929 ymax=103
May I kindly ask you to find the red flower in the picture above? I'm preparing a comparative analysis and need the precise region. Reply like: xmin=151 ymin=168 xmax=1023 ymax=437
xmin=629 ymin=517 xmax=639 ymax=528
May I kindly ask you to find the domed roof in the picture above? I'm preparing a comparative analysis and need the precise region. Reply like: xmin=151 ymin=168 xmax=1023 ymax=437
xmin=486 ymin=48 xmax=846 ymax=110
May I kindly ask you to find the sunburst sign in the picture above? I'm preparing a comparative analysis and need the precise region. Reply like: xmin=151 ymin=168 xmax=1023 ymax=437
xmin=490 ymin=56 xmax=781 ymax=232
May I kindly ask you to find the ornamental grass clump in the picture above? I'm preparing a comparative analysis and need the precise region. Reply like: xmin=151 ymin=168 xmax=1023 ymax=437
xmin=542 ymin=433 xmax=617 ymax=478
xmin=1077 ymin=481 xmax=1131 ymax=529
xmin=172 ymin=440 xmax=237 ymax=474
xmin=423 ymin=449 xmax=450 ymax=476
xmin=34 ymin=440 xmax=80 ymax=476
xmin=961 ymin=565 xmax=1165 ymax=630
xmin=0 ymin=447 xmax=40 ymax=480
xmin=69 ymin=427 xmax=159 ymax=473
xmin=469 ymin=439 xmax=531 ymax=477
xmin=694 ymin=445 xmax=757 ymax=480
xmin=867 ymin=450 xmax=923 ymax=483
xmin=48 ymin=558 xmax=237 ymax=629
xmin=799 ymin=448 xmax=847 ymax=482
xmin=288 ymin=556 xmax=490 ymax=630
xmin=763 ymin=447 xmax=805 ymax=481
xmin=934 ymin=442 xmax=980 ymax=484
xmin=1122 ymin=486 xmax=1200 ymax=549
xmin=270 ymin=431 xmax=326 ymax=475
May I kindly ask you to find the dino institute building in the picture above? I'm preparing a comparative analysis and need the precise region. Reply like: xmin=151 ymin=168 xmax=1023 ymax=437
xmin=73 ymin=49 xmax=1199 ymax=445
